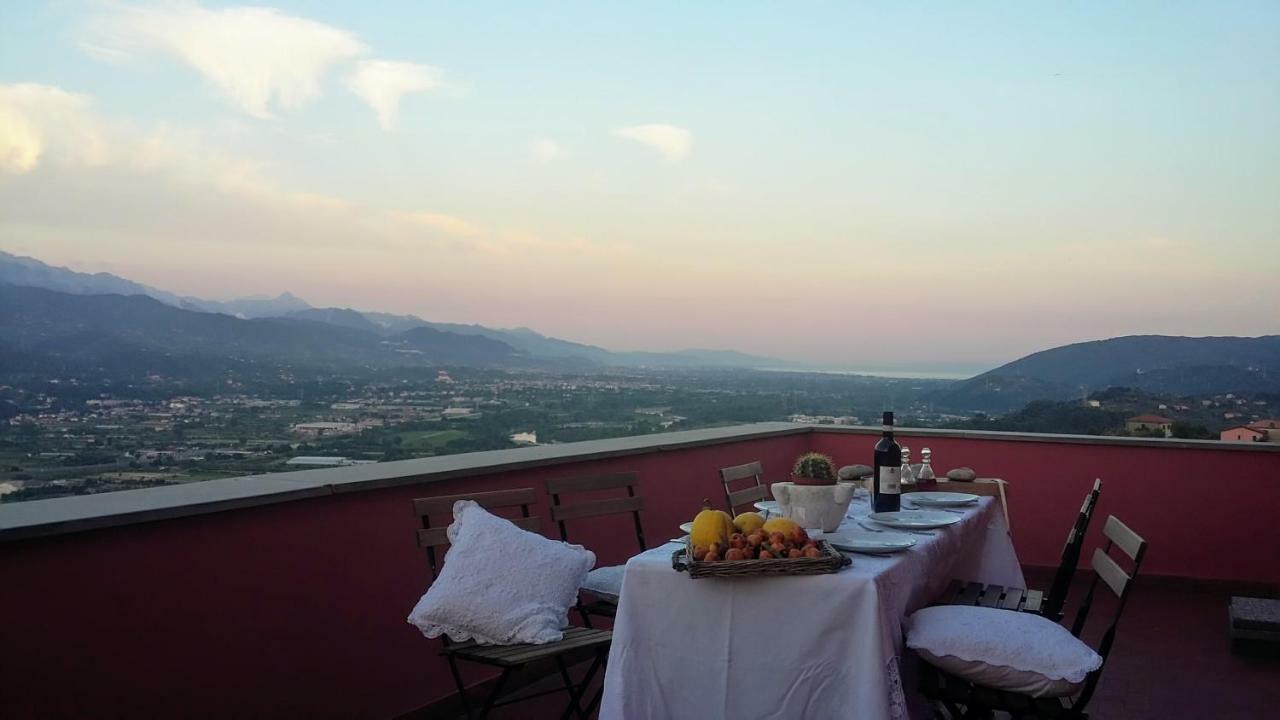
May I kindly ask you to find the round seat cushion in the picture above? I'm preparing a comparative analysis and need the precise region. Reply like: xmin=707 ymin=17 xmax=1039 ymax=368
xmin=906 ymin=605 xmax=1102 ymax=698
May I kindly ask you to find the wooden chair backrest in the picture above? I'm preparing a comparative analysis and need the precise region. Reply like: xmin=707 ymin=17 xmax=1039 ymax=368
xmin=547 ymin=472 xmax=646 ymax=552
xmin=1042 ymin=478 xmax=1103 ymax=619
xmin=1070 ymin=514 xmax=1148 ymax=713
xmin=412 ymin=488 xmax=540 ymax=578
xmin=720 ymin=461 xmax=768 ymax=515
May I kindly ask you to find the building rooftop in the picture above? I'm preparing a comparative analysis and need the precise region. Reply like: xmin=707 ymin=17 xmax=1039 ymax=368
xmin=2 ymin=423 xmax=1277 ymax=718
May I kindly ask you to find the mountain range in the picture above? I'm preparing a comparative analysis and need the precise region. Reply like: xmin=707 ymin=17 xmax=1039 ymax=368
xmin=3 ymin=251 xmax=1277 ymax=408
xmin=937 ymin=334 xmax=1280 ymax=411
xmin=0 ymin=251 xmax=788 ymax=370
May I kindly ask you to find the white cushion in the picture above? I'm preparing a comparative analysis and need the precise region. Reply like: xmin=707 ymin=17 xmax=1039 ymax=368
xmin=407 ymin=500 xmax=596 ymax=645
xmin=906 ymin=605 xmax=1102 ymax=698
xmin=582 ymin=565 xmax=625 ymax=602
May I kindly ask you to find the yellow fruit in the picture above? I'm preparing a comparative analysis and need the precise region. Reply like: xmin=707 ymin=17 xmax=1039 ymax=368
xmin=733 ymin=511 xmax=765 ymax=534
xmin=762 ymin=517 xmax=802 ymax=538
xmin=690 ymin=499 xmax=735 ymax=548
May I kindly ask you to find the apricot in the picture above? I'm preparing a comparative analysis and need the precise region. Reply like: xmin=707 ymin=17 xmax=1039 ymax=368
xmin=692 ymin=545 xmax=708 ymax=561
xmin=759 ymin=550 xmax=774 ymax=559
xmin=769 ymin=532 xmax=786 ymax=546
xmin=788 ymin=548 xmax=803 ymax=559
xmin=746 ymin=533 xmax=764 ymax=548
xmin=704 ymin=550 xmax=720 ymax=562
xmin=724 ymin=548 xmax=745 ymax=561
xmin=803 ymin=546 xmax=822 ymax=558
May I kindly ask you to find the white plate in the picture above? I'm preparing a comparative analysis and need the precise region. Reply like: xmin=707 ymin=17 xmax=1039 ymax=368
xmin=827 ymin=530 xmax=917 ymax=554
xmin=679 ymin=521 xmax=694 ymax=534
xmin=908 ymin=491 xmax=979 ymax=507
xmin=867 ymin=510 xmax=963 ymax=529
xmin=754 ymin=500 xmax=781 ymax=515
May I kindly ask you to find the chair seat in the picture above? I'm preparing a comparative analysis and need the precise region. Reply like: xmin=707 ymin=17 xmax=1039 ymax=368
xmin=446 ymin=626 xmax=612 ymax=667
xmin=920 ymin=662 xmax=1075 ymax=718
xmin=907 ymin=605 xmax=1101 ymax=699
xmin=944 ymin=579 xmax=1045 ymax=614
xmin=582 ymin=564 xmax=625 ymax=602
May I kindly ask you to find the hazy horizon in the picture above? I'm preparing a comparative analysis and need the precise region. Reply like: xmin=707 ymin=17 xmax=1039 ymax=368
xmin=3 ymin=2 xmax=1278 ymax=369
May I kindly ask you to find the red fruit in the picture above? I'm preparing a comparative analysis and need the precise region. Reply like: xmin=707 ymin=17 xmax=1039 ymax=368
xmin=725 ymin=548 xmax=745 ymax=561
xmin=770 ymin=542 xmax=786 ymax=555
xmin=708 ymin=542 xmax=722 ymax=556
xmin=803 ymin=546 xmax=822 ymax=558
xmin=747 ymin=533 xmax=764 ymax=548
xmin=729 ymin=533 xmax=747 ymax=550
xmin=769 ymin=532 xmax=786 ymax=546
xmin=759 ymin=550 xmax=774 ymax=559
xmin=788 ymin=548 xmax=803 ymax=559
xmin=704 ymin=551 xmax=720 ymax=562
xmin=692 ymin=545 xmax=708 ymax=561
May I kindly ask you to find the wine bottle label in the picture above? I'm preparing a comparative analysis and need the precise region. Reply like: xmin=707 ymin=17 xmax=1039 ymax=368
xmin=879 ymin=466 xmax=901 ymax=494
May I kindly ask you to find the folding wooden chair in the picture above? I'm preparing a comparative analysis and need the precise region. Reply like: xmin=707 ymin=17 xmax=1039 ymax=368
xmin=942 ymin=479 xmax=1101 ymax=620
xmin=921 ymin=514 xmax=1147 ymax=719
xmin=719 ymin=460 xmax=769 ymax=516
xmin=547 ymin=472 xmax=646 ymax=627
xmin=412 ymin=488 xmax=611 ymax=720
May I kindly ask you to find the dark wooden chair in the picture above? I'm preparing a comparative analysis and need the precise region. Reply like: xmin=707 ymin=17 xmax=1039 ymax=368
xmin=920 ymin=514 xmax=1147 ymax=719
xmin=413 ymin=488 xmax=611 ymax=720
xmin=719 ymin=460 xmax=769 ymax=516
xmin=548 ymin=472 xmax=646 ymax=627
xmin=941 ymin=479 xmax=1101 ymax=620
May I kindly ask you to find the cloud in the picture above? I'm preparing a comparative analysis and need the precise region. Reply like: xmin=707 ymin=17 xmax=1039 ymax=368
xmin=529 ymin=137 xmax=562 ymax=162
xmin=397 ymin=211 xmax=482 ymax=238
xmin=0 ymin=84 xmax=109 ymax=174
xmin=614 ymin=123 xmax=693 ymax=162
xmin=345 ymin=60 xmax=443 ymax=130
xmin=90 ymin=2 xmax=367 ymax=119
xmin=0 ymin=83 xmax=618 ymax=271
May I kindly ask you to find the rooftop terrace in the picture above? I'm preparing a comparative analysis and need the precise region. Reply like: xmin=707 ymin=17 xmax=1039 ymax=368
xmin=2 ymin=423 xmax=1278 ymax=718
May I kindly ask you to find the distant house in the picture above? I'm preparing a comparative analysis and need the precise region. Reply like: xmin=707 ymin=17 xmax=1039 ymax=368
xmin=1220 ymin=421 xmax=1280 ymax=443
xmin=1220 ymin=426 xmax=1266 ymax=443
xmin=1126 ymin=414 xmax=1173 ymax=436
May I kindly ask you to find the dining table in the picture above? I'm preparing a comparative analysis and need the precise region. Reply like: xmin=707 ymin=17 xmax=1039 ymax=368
xmin=598 ymin=493 xmax=1024 ymax=720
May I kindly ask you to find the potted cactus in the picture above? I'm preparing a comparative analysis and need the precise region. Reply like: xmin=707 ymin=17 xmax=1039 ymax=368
xmin=791 ymin=452 xmax=837 ymax=486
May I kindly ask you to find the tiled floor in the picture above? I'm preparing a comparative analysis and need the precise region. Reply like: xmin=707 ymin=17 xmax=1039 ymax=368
xmin=453 ymin=570 xmax=1280 ymax=719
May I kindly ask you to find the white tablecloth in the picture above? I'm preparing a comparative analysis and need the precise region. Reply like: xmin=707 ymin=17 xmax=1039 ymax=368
xmin=599 ymin=496 xmax=1023 ymax=720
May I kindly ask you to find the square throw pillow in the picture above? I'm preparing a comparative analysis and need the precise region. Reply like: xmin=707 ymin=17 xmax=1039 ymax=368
xmin=407 ymin=500 xmax=596 ymax=645
xmin=906 ymin=605 xmax=1103 ymax=698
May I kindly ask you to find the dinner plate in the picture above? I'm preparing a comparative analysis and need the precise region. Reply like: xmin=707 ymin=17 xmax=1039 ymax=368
xmin=866 ymin=510 xmax=963 ymax=530
xmin=754 ymin=500 xmax=781 ymax=515
xmin=679 ymin=521 xmax=694 ymax=534
xmin=826 ymin=530 xmax=916 ymax=554
xmin=907 ymin=491 xmax=979 ymax=507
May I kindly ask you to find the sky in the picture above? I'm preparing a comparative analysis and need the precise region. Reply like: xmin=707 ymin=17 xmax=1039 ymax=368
xmin=1 ymin=1 xmax=1277 ymax=374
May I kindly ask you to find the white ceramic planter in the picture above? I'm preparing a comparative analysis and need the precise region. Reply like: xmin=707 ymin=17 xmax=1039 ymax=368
xmin=770 ymin=482 xmax=855 ymax=532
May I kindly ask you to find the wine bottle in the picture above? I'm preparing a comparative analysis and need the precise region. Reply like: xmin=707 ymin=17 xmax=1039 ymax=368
xmin=873 ymin=411 xmax=901 ymax=512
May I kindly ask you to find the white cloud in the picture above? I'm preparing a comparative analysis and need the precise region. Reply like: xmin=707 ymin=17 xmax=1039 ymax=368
xmin=529 ymin=137 xmax=562 ymax=162
xmin=0 ymin=83 xmax=620 ymax=268
xmin=0 ymin=84 xmax=109 ymax=174
xmin=614 ymin=123 xmax=693 ymax=162
xmin=345 ymin=60 xmax=443 ymax=130
xmin=90 ymin=2 xmax=367 ymax=119
xmin=397 ymin=211 xmax=482 ymax=238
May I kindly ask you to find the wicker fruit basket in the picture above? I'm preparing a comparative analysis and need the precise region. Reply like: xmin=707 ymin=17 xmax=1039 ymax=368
xmin=672 ymin=540 xmax=850 ymax=578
